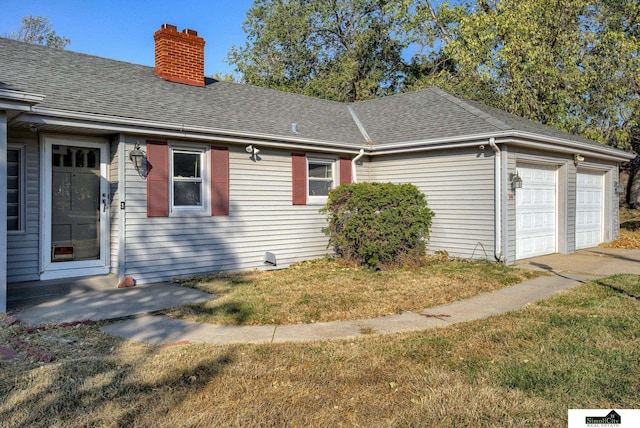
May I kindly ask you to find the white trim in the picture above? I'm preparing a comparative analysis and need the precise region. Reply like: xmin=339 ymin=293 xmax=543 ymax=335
xmin=0 ymin=88 xmax=46 ymax=104
xmin=40 ymin=134 xmax=110 ymax=278
xmin=40 ymin=266 xmax=110 ymax=281
xmin=18 ymin=109 xmax=634 ymax=162
xmin=307 ymin=156 xmax=337 ymax=205
xmin=117 ymin=136 xmax=127 ymax=282
xmin=0 ymin=111 xmax=7 ymax=313
xmin=168 ymin=144 xmax=210 ymax=216
xmin=7 ymin=144 xmax=26 ymax=234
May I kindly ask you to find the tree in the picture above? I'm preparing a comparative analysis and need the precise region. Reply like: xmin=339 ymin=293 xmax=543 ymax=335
xmin=228 ymin=0 xmax=412 ymax=102
xmin=408 ymin=0 xmax=639 ymax=152
xmin=3 ymin=15 xmax=70 ymax=48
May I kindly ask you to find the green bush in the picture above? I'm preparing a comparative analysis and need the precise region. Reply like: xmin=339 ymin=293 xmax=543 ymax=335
xmin=322 ymin=182 xmax=434 ymax=268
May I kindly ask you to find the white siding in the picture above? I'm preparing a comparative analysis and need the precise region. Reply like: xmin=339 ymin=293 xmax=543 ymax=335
xmin=122 ymin=138 xmax=333 ymax=284
xmin=109 ymin=138 xmax=120 ymax=274
xmin=368 ymin=148 xmax=496 ymax=260
xmin=7 ymin=131 xmax=40 ymax=282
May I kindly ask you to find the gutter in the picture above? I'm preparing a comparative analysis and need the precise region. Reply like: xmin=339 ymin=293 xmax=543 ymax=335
xmin=488 ymin=138 xmax=503 ymax=262
xmin=18 ymin=106 xmax=635 ymax=162
xmin=351 ymin=149 xmax=365 ymax=183
xmin=21 ymin=108 xmax=362 ymax=154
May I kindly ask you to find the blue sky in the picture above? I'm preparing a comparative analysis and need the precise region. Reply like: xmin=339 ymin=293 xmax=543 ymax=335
xmin=0 ymin=0 xmax=255 ymax=76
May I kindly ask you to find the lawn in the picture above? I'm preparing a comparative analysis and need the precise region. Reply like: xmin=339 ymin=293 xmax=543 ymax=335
xmin=1 ymin=274 xmax=638 ymax=427
xmin=161 ymin=257 xmax=541 ymax=325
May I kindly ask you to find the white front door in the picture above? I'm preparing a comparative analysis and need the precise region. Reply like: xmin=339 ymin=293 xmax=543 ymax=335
xmin=576 ymin=169 xmax=604 ymax=250
xmin=41 ymin=136 xmax=109 ymax=280
xmin=516 ymin=163 xmax=558 ymax=260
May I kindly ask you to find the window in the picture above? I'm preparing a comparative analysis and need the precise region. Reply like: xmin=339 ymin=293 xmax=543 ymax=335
xmin=7 ymin=147 xmax=23 ymax=232
xmin=292 ymin=154 xmax=351 ymax=205
xmin=171 ymin=147 xmax=206 ymax=211
xmin=307 ymin=158 xmax=336 ymax=203
xmin=147 ymin=141 xmax=229 ymax=217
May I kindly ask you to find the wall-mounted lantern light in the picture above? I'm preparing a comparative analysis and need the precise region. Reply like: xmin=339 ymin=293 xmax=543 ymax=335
xmin=245 ymin=144 xmax=260 ymax=158
xmin=510 ymin=172 xmax=523 ymax=191
xmin=129 ymin=142 xmax=146 ymax=172
xmin=574 ymin=154 xmax=585 ymax=165
xmin=614 ymin=181 xmax=625 ymax=194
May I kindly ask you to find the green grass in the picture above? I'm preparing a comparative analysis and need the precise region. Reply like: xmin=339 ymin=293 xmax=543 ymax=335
xmin=1 ymin=274 xmax=638 ymax=427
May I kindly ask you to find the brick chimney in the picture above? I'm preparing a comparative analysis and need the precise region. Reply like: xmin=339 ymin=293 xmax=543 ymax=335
xmin=154 ymin=24 xmax=205 ymax=87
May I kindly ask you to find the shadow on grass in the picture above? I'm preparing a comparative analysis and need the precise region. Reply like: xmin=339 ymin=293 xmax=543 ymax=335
xmin=0 ymin=343 xmax=236 ymax=427
xmin=595 ymin=278 xmax=640 ymax=301
xmin=176 ymin=300 xmax=256 ymax=325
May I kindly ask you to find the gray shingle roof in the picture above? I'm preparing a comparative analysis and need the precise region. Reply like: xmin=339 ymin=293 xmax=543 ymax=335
xmin=0 ymin=37 xmax=364 ymax=144
xmin=0 ymin=37 xmax=621 ymax=154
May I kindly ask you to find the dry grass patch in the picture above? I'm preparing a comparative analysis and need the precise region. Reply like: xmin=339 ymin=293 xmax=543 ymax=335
xmin=162 ymin=257 xmax=541 ymax=325
xmin=1 ymin=275 xmax=638 ymax=427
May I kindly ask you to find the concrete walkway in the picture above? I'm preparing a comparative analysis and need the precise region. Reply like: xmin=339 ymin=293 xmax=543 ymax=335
xmin=102 ymin=248 xmax=640 ymax=346
xmin=8 ymin=275 xmax=213 ymax=326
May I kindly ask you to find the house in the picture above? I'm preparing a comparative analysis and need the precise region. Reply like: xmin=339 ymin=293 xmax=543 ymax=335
xmin=0 ymin=24 xmax=634 ymax=313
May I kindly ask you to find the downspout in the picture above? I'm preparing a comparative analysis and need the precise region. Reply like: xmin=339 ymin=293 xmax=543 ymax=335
xmin=489 ymin=138 xmax=503 ymax=262
xmin=352 ymin=148 xmax=365 ymax=183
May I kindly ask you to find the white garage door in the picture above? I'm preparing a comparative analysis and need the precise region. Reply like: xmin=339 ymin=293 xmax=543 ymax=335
xmin=516 ymin=164 xmax=557 ymax=260
xmin=576 ymin=170 xmax=604 ymax=249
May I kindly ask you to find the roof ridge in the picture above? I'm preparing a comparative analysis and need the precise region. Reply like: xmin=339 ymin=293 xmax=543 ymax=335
xmin=431 ymin=88 xmax=512 ymax=132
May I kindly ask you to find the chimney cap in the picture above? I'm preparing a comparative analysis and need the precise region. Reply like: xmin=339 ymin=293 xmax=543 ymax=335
xmin=183 ymin=28 xmax=198 ymax=36
xmin=160 ymin=23 xmax=177 ymax=32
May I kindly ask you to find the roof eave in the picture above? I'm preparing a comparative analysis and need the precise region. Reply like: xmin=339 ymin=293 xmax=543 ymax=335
xmin=0 ymin=88 xmax=46 ymax=111
xmin=21 ymin=107 xmax=363 ymax=155
xmin=367 ymin=130 xmax=635 ymax=162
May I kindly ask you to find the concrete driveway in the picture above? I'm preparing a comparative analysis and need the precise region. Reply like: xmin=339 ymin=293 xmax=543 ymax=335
xmin=514 ymin=247 xmax=640 ymax=277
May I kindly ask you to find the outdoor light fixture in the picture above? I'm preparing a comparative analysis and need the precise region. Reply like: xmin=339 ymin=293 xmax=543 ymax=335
xmin=510 ymin=172 xmax=523 ymax=191
xmin=574 ymin=154 xmax=585 ymax=165
xmin=245 ymin=144 xmax=260 ymax=157
xmin=129 ymin=142 xmax=146 ymax=172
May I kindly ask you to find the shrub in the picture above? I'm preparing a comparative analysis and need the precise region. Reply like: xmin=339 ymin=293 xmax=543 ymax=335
xmin=322 ymin=182 xmax=434 ymax=268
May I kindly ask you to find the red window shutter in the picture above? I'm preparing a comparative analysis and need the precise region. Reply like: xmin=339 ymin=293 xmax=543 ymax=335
xmin=292 ymin=153 xmax=307 ymax=205
xmin=211 ymin=147 xmax=230 ymax=216
xmin=146 ymin=141 xmax=169 ymax=217
xmin=340 ymin=157 xmax=352 ymax=185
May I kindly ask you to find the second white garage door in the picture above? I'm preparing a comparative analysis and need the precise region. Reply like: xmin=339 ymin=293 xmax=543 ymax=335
xmin=516 ymin=163 xmax=557 ymax=260
xmin=576 ymin=170 xmax=604 ymax=249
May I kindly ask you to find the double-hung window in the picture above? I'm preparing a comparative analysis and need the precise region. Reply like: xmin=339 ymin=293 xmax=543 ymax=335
xmin=307 ymin=158 xmax=335 ymax=203
xmin=7 ymin=146 xmax=24 ymax=232
xmin=171 ymin=147 xmax=206 ymax=212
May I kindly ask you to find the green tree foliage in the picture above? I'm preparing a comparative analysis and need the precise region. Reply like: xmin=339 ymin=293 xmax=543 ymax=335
xmin=322 ymin=183 xmax=434 ymax=268
xmin=409 ymin=0 xmax=640 ymax=151
xmin=3 ymin=15 xmax=70 ymax=48
xmin=228 ymin=0 xmax=412 ymax=102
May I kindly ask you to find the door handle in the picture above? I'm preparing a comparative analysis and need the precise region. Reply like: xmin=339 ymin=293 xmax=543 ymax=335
xmin=102 ymin=193 xmax=107 ymax=212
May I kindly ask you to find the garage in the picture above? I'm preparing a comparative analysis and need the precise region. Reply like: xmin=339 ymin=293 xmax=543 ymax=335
xmin=575 ymin=169 xmax=604 ymax=249
xmin=516 ymin=163 xmax=557 ymax=259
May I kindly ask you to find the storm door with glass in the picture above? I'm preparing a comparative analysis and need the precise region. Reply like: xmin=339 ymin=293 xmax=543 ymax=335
xmin=41 ymin=137 xmax=109 ymax=280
